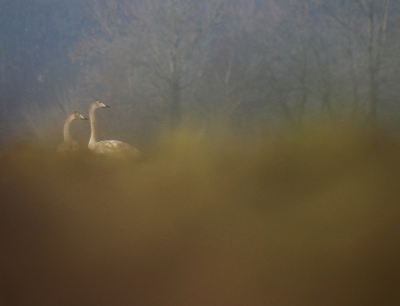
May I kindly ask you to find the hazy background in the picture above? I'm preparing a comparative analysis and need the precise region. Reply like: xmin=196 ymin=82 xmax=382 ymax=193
xmin=1 ymin=0 xmax=400 ymax=149
xmin=2 ymin=1 xmax=400 ymax=305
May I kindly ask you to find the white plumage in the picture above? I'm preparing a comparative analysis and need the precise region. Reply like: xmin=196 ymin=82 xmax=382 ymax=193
xmin=57 ymin=111 xmax=87 ymax=152
xmin=88 ymin=100 xmax=141 ymax=157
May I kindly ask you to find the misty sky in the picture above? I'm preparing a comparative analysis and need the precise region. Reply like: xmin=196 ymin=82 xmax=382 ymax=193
xmin=1 ymin=0 xmax=399 ymax=148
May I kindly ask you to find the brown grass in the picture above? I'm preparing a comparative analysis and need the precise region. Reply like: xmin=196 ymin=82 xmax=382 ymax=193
xmin=1 ymin=126 xmax=400 ymax=305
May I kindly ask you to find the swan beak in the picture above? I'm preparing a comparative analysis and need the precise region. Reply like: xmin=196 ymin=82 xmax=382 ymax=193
xmin=99 ymin=102 xmax=110 ymax=108
xmin=80 ymin=115 xmax=88 ymax=120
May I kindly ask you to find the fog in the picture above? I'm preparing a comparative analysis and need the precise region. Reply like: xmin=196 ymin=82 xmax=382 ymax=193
xmin=1 ymin=0 xmax=400 ymax=304
xmin=1 ymin=0 xmax=400 ymax=148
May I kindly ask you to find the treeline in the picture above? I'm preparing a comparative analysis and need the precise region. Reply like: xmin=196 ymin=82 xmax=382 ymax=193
xmin=70 ymin=0 xmax=400 ymax=144
xmin=2 ymin=0 xmax=400 ymax=147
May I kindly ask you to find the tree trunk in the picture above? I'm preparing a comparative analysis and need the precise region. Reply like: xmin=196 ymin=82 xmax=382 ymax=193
xmin=366 ymin=66 xmax=379 ymax=128
xmin=169 ymin=80 xmax=181 ymax=130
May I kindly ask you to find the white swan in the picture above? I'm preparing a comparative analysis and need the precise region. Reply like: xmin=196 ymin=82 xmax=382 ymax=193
xmin=57 ymin=111 xmax=87 ymax=152
xmin=88 ymin=100 xmax=141 ymax=157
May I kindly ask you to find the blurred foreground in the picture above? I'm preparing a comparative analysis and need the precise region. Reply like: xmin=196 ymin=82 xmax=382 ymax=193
xmin=1 ymin=126 xmax=400 ymax=305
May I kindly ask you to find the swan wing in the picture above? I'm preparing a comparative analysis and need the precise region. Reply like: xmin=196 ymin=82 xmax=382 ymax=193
xmin=89 ymin=140 xmax=141 ymax=157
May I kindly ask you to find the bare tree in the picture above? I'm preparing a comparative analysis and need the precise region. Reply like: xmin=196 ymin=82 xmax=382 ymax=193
xmin=314 ymin=0 xmax=393 ymax=127
xmin=248 ymin=0 xmax=314 ymax=124
xmin=196 ymin=0 xmax=268 ymax=130
xmin=72 ymin=0 xmax=226 ymax=130
xmin=361 ymin=0 xmax=390 ymax=127
xmin=69 ymin=0 xmax=400 ymax=135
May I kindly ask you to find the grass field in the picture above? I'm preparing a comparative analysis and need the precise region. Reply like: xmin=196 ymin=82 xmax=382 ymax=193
xmin=1 ymin=126 xmax=400 ymax=305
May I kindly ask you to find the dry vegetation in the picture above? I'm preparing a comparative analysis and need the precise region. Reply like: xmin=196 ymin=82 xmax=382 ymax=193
xmin=1 ymin=126 xmax=400 ymax=305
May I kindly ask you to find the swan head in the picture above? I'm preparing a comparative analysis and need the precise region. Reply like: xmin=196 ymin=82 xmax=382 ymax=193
xmin=91 ymin=100 xmax=110 ymax=110
xmin=70 ymin=111 xmax=88 ymax=120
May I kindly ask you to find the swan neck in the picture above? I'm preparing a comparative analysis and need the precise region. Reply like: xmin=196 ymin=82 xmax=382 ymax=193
xmin=63 ymin=116 xmax=73 ymax=142
xmin=89 ymin=106 xmax=97 ymax=146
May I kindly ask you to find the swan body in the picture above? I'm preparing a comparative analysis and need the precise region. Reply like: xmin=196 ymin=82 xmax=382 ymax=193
xmin=57 ymin=111 xmax=87 ymax=152
xmin=89 ymin=140 xmax=140 ymax=155
xmin=88 ymin=100 xmax=141 ymax=157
